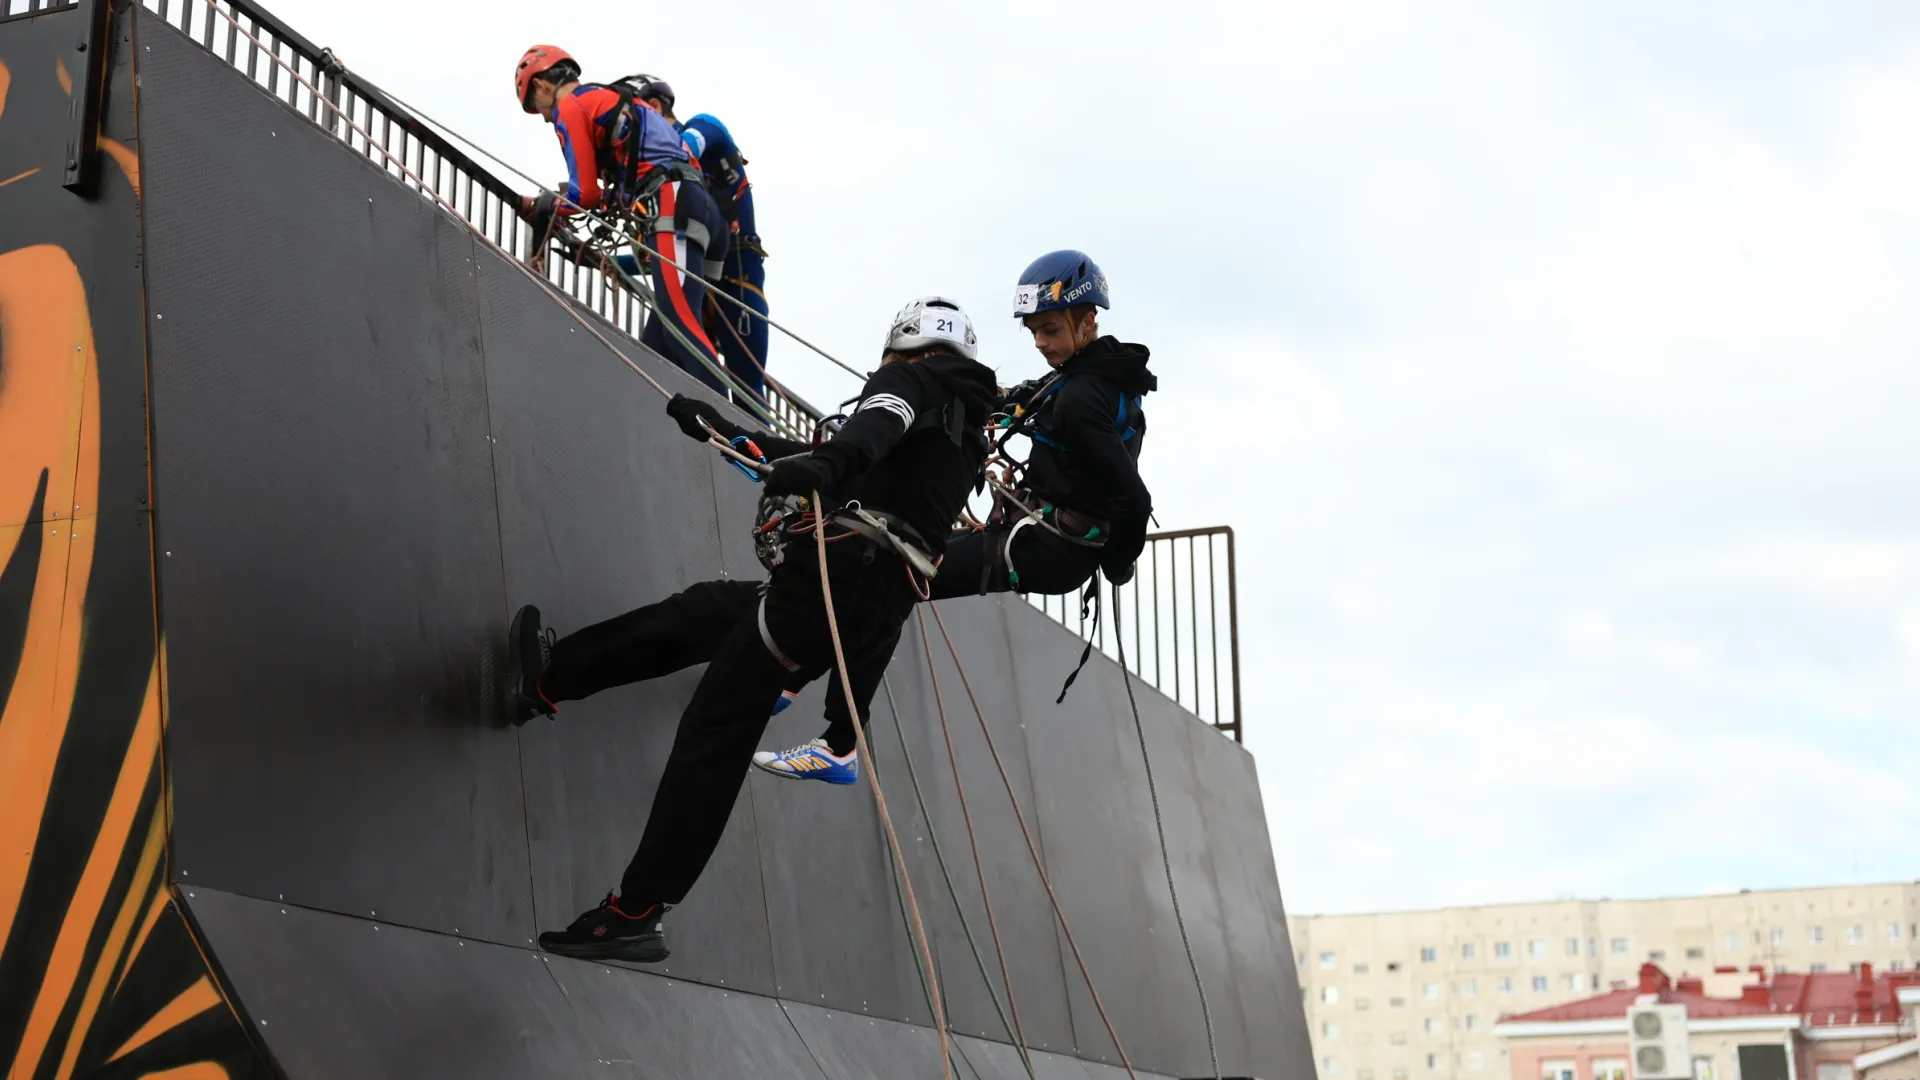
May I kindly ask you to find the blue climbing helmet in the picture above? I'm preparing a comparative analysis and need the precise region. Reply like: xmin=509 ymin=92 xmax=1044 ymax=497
xmin=1011 ymin=250 xmax=1110 ymax=318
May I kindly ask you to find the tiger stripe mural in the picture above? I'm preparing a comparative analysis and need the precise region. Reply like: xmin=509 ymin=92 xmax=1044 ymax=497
xmin=0 ymin=6 xmax=274 ymax=1078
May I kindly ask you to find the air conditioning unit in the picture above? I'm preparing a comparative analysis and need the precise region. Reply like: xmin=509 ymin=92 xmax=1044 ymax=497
xmin=1628 ymin=1003 xmax=1690 ymax=1080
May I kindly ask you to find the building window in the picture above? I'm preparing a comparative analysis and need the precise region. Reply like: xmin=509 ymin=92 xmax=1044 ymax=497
xmin=1566 ymin=937 xmax=1580 ymax=956
xmin=1355 ymin=963 xmax=1371 ymax=975
xmin=1565 ymin=974 xmax=1582 ymax=991
xmin=1723 ymin=932 xmax=1739 ymax=951
xmin=1611 ymin=938 xmax=1628 ymax=954
xmin=1685 ymin=947 xmax=1705 ymax=960
xmin=1424 ymin=983 xmax=1441 ymax=1000
xmin=1323 ymin=1021 xmax=1340 ymax=1039
xmin=1816 ymin=1065 xmax=1853 ymax=1080
xmin=1771 ymin=928 xmax=1785 ymax=947
xmin=1462 ymin=978 xmax=1478 ymax=997
xmin=1323 ymin=1057 xmax=1339 ymax=1075
xmin=1421 ymin=947 xmax=1437 ymax=963
xmin=1588 ymin=938 xmax=1599 ymax=956
xmin=1425 ymin=1018 xmax=1442 ymax=1035
xmin=1808 ymin=926 xmax=1825 ymax=945
xmin=1591 ymin=974 xmax=1603 ymax=990
xmin=1464 ymin=1014 xmax=1477 ymax=1031
xmin=1394 ymin=1069 xmax=1408 ymax=1080
xmin=1892 ymin=960 xmax=1909 ymax=972
xmin=1389 ymin=997 xmax=1406 ymax=1009
xmin=1529 ymin=940 xmax=1548 ymax=959
xmin=1595 ymin=1059 xmax=1628 ymax=1080
xmin=1889 ymin=923 xmax=1903 ymax=941
xmin=1468 ymin=1052 xmax=1485 ymax=1072
xmin=1297 ymin=951 xmax=1307 ymax=969
xmin=1532 ymin=975 xmax=1549 ymax=992
xmin=1691 ymin=1059 xmax=1713 ymax=1080
xmin=1462 ymin=943 xmax=1477 ymax=960
xmin=1541 ymin=1060 xmax=1576 ymax=1080
xmin=1359 ymin=1033 xmax=1374 ymax=1046
xmin=1810 ymin=962 xmax=1828 ymax=974
xmin=1845 ymin=925 xmax=1865 ymax=945
xmin=1649 ymin=950 xmax=1667 ymax=961
xmin=1495 ymin=942 xmax=1512 ymax=959
xmin=1497 ymin=977 xmax=1513 ymax=994
xmin=1360 ymin=1071 xmax=1375 ymax=1080
xmin=1355 ymin=997 xmax=1371 ymax=1010
xmin=1321 ymin=952 xmax=1337 ymax=969
xmin=1391 ymin=1031 xmax=1408 ymax=1046
xmin=1428 ymin=1054 xmax=1441 ymax=1072
xmin=1388 ymin=962 xmax=1402 ymax=973
xmin=1322 ymin=986 xmax=1339 ymax=1004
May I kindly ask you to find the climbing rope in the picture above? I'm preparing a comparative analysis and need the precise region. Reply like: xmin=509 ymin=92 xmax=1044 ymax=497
xmin=1110 ymin=587 xmax=1222 ymax=1080
xmin=910 ymin=611 xmax=1035 ymax=1074
xmin=878 ymin=675 xmax=1037 ymax=1080
xmin=811 ymin=491 xmax=952 ymax=1080
xmin=924 ymin=607 xmax=1138 ymax=1079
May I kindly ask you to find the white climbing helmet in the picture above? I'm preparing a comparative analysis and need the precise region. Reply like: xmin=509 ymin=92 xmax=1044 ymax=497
xmin=883 ymin=296 xmax=977 ymax=360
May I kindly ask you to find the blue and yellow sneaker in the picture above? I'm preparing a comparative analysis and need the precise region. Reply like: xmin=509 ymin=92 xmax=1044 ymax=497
xmin=751 ymin=738 xmax=858 ymax=785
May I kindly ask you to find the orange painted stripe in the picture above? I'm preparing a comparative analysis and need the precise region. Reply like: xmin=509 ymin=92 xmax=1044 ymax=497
xmin=54 ymin=787 xmax=167 ymax=1080
xmin=0 ymin=244 xmax=100 ymax=954
xmin=127 ymin=1064 xmax=227 ymax=1080
xmin=0 ymin=168 xmax=38 ymax=191
xmin=115 ymin=887 xmax=171 ymax=994
xmin=103 ymin=975 xmax=220 ymax=1065
xmin=100 ymin=141 xmax=139 ymax=198
xmin=0 ymin=58 xmax=10 ymax=120
xmin=55 ymin=56 xmax=70 ymax=97
xmin=9 ymin=659 xmax=162 ymax=1080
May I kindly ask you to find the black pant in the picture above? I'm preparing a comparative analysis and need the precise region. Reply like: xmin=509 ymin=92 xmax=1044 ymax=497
xmin=930 ymin=519 xmax=1104 ymax=600
xmin=541 ymin=540 xmax=916 ymax=907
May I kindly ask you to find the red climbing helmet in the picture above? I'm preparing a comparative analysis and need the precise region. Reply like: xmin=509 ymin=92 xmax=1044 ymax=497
xmin=515 ymin=45 xmax=578 ymax=113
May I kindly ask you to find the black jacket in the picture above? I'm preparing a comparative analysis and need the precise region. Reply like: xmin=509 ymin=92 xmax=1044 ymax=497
xmin=1017 ymin=336 xmax=1156 ymax=576
xmin=727 ymin=353 xmax=999 ymax=550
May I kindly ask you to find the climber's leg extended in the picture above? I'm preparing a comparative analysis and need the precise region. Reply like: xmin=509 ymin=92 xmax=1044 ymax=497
xmin=638 ymin=180 xmax=726 ymax=393
xmin=503 ymin=578 xmax=759 ymax=726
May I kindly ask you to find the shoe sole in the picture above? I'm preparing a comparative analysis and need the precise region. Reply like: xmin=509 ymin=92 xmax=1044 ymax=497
xmin=751 ymin=759 xmax=858 ymax=785
xmin=537 ymin=936 xmax=669 ymax=964
xmin=504 ymin=605 xmax=548 ymax=727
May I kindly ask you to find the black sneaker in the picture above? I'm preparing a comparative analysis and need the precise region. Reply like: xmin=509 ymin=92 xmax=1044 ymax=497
xmin=505 ymin=604 xmax=557 ymax=726
xmin=537 ymin=894 xmax=670 ymax=963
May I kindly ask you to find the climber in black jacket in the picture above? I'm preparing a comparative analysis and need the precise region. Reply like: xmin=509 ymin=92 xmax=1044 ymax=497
xmin=933 ymin=249 xmax=1155 ymax=600
xmin=503 ymin=296 xmax=996 ymax=964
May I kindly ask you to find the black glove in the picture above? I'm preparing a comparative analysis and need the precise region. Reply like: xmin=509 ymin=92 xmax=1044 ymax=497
xmin=1102 ymin=559 xmax=1136 ymax=587
xmin=666 ymin=394 xmax=740 ymax=443
xmin=1001 ymin=377 xmax=1048 ymax=412
xmin=763 ymin=453 xmax=840 ymax=499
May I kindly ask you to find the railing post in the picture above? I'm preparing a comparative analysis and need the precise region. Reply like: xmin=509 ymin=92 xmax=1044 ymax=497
xmin=62 ymin=0 xmax=111 ymax=196
xmin=1224 ymin=527 xmax=1242 ymax=744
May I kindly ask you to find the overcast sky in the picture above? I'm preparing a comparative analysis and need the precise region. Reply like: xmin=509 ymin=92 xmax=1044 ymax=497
xmin=268 ymin=0 xmax=1920 ymax=914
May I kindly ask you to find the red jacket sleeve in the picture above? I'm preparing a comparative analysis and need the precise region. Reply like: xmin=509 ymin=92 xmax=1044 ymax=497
xmin=552 ymin=92 xmax=603 ymax=214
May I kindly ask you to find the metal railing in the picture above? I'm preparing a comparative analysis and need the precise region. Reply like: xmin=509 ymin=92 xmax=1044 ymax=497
xmin=1029 ymin=526 xmax=1242 ymax=742
xmin=42 ymin=0 xmax=820 ymax=438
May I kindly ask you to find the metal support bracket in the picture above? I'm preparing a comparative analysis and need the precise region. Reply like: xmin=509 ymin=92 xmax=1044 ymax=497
xmin=63 ymin=0 xmax=111 ymax=196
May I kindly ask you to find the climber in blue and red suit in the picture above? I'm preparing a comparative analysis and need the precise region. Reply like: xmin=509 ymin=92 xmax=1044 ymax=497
xmin=514 ymin=45 xmax=731 ymax=393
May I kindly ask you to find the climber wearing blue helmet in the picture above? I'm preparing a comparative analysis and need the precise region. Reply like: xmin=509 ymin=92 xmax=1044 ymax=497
xmin=931 ymin=250 xmax=1157 ymax=599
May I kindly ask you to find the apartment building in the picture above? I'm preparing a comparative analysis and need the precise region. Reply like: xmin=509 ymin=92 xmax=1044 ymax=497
xmin=1289 ymin=882 xmax=1920 ymax=1080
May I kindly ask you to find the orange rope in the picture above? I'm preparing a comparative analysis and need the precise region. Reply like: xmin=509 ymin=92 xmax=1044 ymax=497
xmin=927 ymin=606 xmax=1138 ymax=1077
xmin=913 ymin=607 xmax=1033 ymax=1073
xmin=813 ymin=492 xmax=952 ymax=1079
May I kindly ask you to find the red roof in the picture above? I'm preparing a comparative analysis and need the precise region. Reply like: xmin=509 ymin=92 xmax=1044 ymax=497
xmin=1504 ymin=963 xmax=1920 ymax=1028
